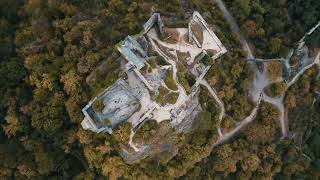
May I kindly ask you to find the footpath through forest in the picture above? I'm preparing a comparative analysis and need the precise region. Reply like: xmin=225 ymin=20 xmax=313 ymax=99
xmin=213 ymin=0 xmax=320 ymax=145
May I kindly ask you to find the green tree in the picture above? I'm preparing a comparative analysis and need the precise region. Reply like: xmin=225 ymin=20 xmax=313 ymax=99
xmin=1 ymin=113 xmax=22 ymax=138
xmin=60 ymin=70 xmax=82 ymax=95
xmin=30 ymin=90 xmax=66 ymax=133
xmin=0 ymin=59 xmax=26 ymax=90
xmin=34 ymin=152 xmax=55 ymax=175
xmin=269 ymin=38 xmax=282 ymax=55
xmin=113 ymin=122 xmax=132 ymax=144
xmin=93 ymin=99 xmax=104 ymax=112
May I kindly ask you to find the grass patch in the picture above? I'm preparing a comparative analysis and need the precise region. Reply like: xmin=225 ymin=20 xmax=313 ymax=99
xmin=155 ymin=86 xmax=170 ymax=106
xmin=167 ymin=92 xmax=179 ymax=104
xmin=177 ymin=62 xmax=194 ymax=94
xmin=164 ymin=69 xmax=178 ymax=91
xmin=178 ymin=72 xmax=192 ymax=94
xmin=148 ymin=57 xmax=157 ymax=69
xmin=86 ymin=55 xmax=122 ymax=90
xmin=154 ymin=86 xmax=179 ymax=105
xmin=205 ymin=49 xmax=217 ymax=57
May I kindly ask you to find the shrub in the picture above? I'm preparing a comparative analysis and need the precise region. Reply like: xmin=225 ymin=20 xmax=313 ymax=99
xmin=164 ymin=69 xmax=178 ymax=90
xmin=113 ymin=122 xmax=132 ymax=144
xmin=155 ymin=86 xmax=169 ymax=105
xmin=103 ymin=118 xmax=112 ymax=127
xmin=93 ymin=99 xmax=104 ymax=112
xmin=167 ymin=92 xmax=179 ymax=104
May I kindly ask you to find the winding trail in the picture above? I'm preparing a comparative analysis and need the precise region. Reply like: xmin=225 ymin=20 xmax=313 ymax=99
xmin=215 ymin=0 xmax=254 ymax=59
xmin=126 ymin=37 xmax=189 ymax=151
xmin=129 ymin=130 xmax=139 ymax=151
xmin=212 ymin=0 xmax=320 ymax=142
xmin=216 ymin=0 xmax=320 ymax=140
xmin=297 ymin=21 xmax=320 ymax=50
xmin=214 ymin=93 xmax=263 ymax=146
xmin=287 ymin=52 xmax=320 ymax=87
xmin=148 ymin=28 xmax=203 ymax=65
xmin=127 ymin=6 xmax=320 ymax=152
xmin=147 ymin=37 xmax=189 ymax=123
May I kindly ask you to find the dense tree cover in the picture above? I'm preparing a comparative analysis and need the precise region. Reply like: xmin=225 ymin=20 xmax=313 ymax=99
xmin=264 ymin=81 xmax=288 ymax=97
xmin=183 ymin=102 xmax=319 ymax=179
xmin=134 ymin=120 xmax=159 ymax=144
xmin=177 ymin=62 xmax=194 ymax=94
xmin=281 ymin=66 xmax=320 ymax=178
xmin=164 ymin=69 xmax=178 ymax=91
xmin=306 ymin=28 xmax=320 ymax=48
xmin=198 ymin=85 xmax=220 ymax=128
xmin=285 ymin=66 xmax=320 ymax=144
xmin=244 ymin=102 xmax=281 ymax=144
xmin=0 ymin=0 xmax=225 ymax=178
xmin=224 ymin=0 xmax=320 ymax=58
xmin=0 ymin=0 xmax=152 ymax=178
xmin=202 ymin=5 xmax=255 ymax=122
xmin=113 ymin=122 xmax=132 ymax=144
xmin=0 ymin=0 xmax=319 ymax=179
xmin=206 ymin=48 xmax=254 ymax=122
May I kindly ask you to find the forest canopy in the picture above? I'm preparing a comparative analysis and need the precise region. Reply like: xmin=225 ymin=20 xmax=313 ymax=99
xmin=0 ymin=0 xmax=319 ymax=179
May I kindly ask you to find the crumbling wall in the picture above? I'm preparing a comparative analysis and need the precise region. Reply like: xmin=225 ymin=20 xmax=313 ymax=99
xmin=143 ymin=13 xmax=164 ymax=34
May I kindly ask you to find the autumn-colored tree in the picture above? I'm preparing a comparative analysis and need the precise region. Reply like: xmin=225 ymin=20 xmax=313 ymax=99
xmin=266 ymin=61 xmax=283 ymax=81
xmin=241 ymin=20 xmax=258 ymax=38
xmin=113 ymin=122 xmax=132 ymax=144
xmin=269 ymin=38 xmax=282 ymax=55
xmin=2 ymin=113 xmax=22 ymax=138
xmin=60 ymin=70 xmax=82 ymax=95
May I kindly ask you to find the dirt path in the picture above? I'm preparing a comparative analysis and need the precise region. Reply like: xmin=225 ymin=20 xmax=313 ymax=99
xmin=148 ymin=38 xmax=188 ymax=105
xmin=128 ymin=10 xmax=320 ymax=152
xmin=214 ymin=93 xmax=262 ymax=146
xmin=129 ymin=130 xmax=139 ymax=151
xmin=213 ymin=0 xmax=320 ymax=143
xmin=287 ymin=52 xmax=320 ymax=87
xmin=148 ymin=37 xmax=189 ymax=124
xmin=262 ymin=93 xmax=287 ymax=137
xmin=215 ymin=0 xmax=254 ymax=59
